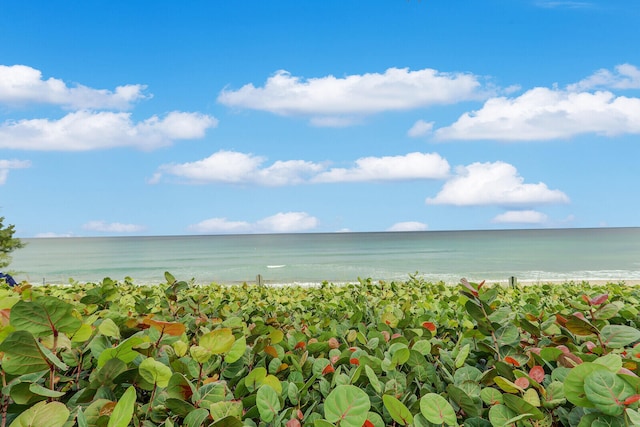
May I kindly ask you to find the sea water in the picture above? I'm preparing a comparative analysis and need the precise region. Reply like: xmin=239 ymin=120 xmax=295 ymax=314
xmin=8 ymin=228 xmax=640 ymax=285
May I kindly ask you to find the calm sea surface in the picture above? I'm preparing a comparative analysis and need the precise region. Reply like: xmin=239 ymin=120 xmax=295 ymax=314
xmin=9 ymin=228 xmax=640 ymax=285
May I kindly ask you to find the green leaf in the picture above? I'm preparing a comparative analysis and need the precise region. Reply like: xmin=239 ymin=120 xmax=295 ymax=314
xmin=8 ymin=401 xmax=69 ymax=427
xmin=494 ymin=324 xmax=520 ymax=346
xmin=364 ymin=365 xmax=382 ymax=393
xmin=564 ymin=362 xmax=609 ymax=407
xmin=225 ymin=335 xmax=246 ymax=364
xmin=419 ymin=393 xmax=457 ymax=426
xmin=211 ymin=416 xmax=244 ymax=427
xmin=0 ymin=330 xmax=48 ymax=374
xmin=107 ymin=386 xmax=137 ymax=427
xmin=480 ymin=387 xmax=503 ymax=405
xmin=502 ymin=394 xmax=544 ymax=420
xmin=139 ymin=357 xmax=172 ymax=388
xmin=28 ymin=383 xmax=66 ymax=398
xmin=454 ymin=344 xmax=470 ymax=368
xmin=583 ymin=370 xmax=634 ymax=416
xmin=183 ymin=408 xmax=210 ymax=427
xmin=10 ymin=297 xmax=81 ymax=337
xmin=97 ymin=335 xmax=145 ymax=368
xmin=98 ymin=318 xmax=121 ymax=339
xmin=245 ymin=367 xmax=267 ymax=392
xmin=565 ymin=315 xmax=599 ymax=336
xmin=256 ymin=385 xmax=281 ymax=423
xmin=324 ymin=385 xmax=371 ymax=427
xmin=594 ymin=353 xmax=623 ymax=372
xmin=488 ymin=404 xmax=517 ymax=427
xmin=208 ymin=401 xmax=243 ymax=421
xmin=412 ymin=340 xmax=431 ymax=356
xmin=382 ymin=394 xmax=413 ymax=426
xmin=447 ymin=384 xmax=480 ymax=417
xmin=600 ymin=325 xmax=640 ymax=349
xmin=200 ymin=328 xmax=235 ymax=354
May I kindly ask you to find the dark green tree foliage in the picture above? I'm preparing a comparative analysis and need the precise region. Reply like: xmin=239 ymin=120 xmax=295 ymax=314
xmin=0 ymin=216 xmax=24 ymax=269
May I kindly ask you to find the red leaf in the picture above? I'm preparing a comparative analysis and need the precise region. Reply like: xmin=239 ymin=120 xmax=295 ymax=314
xmin=422 ymin=322 xmax=437 ymax=332
xmin=585 ymin=341 xmax=596 ymax=353
xmin=264 ymin=345 xmax=279 ymax=358
xmin=322 ymin=364 xmax=335 ymax=375
xmin=529 ymin=366 xmax=545 ymax=383
xmin=590 ymin=293 xmax=609 ymax=306
xmin=363 ymin=421 xmax=375 ymax=427
xmin=514 ymin=377 xmax=530 ymax=389
xmin=478 ymin=280 xmax=485 ymax=289
xmin=555 ymin=314 xmax=568 ymax=327
xmin=504 ymin=356 xmax=520 ymax=367
xmin=294 ymin=341 xmax=306 ymax=350
xmin=581 ymin=294 xmax=590 ymax=304
xmin=348 ymin=347 xmax=358 ymax=353
xmin=350 ymin=358 xmax=360 ymax=366
xmin=624 ymin=395 xmax=640 ymax=405
xmin=286 ymin=420 xmax=302 ymax=427
xmin=328 ymin=337 xmax=340 ymax=349
xmin=460 ymin=278 xmax=479 ymax=297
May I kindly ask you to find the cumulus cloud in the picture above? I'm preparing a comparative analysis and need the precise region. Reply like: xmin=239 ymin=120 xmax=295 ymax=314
xmin=434 ymin=87 xmax=640 ymax=140
xmin=0 ymin=110 xmax=217 ymax=151
xmin=188 ymin=212 xmax=318 ymax=234
xmin=155 ymin=151 xmax=449 ymax=185
xmin=157 ymin=150 xmax=324 ymax=185
xmin=0 ymin=159 xmax=31 ymax=184
xmin=492 ymin=210 xmax=549 ymax=224
xmin=0 ymin=64 xmax=148 ymax=109
xmin=313 ymin=152 xmax=449 ymax=183
xmin=407 ymin=120 xmax=434 ymax=137
xmin=218 ymin=68 xmax=487 ymax=126
xmin=426 ymin=161 xmax=569 ymax=206
xmin=82 ymin=221 xmax=146 ymax=233
xmin=568 ymin=64 xmax=640 ymax=91
xmin=387 ymin=221 xmax=428 ymax=232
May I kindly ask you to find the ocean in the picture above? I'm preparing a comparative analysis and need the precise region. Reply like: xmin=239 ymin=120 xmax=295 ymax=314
xmin=8 ymin=227 xmax=640 ymax=286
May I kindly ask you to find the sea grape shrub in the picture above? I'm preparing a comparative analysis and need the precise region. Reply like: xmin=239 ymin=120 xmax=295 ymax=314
xmin=2 ymin=275 xmax=640 ymax=426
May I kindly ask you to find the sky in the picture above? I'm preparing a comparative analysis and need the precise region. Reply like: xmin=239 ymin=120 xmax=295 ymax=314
xmin=0 ymin=0 xmax=639 ymax=237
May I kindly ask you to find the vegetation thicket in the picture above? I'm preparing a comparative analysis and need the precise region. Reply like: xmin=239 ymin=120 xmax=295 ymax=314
xmin=2 ymin=273 xmax=640 ymax=427
xmin=0 ymin=217 xmax=23 ymax=270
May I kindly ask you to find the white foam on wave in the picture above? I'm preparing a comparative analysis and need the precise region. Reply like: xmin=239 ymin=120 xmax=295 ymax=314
xmin=267 ymin=265 xmax=286 ymax=269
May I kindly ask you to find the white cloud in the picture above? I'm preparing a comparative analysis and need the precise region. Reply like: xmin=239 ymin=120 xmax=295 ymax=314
xmin=188 ymin=212 xmax=318 ymax=234
xmin=188 ymin=218 xmax=251 ymax=234
xmin=407 ymin=120 xmax=434 ymax=137
xmin=387 ymin=221 xmax=428 ymax=232
xmin=157 ymin=150 xmax=324 ymax=185
xmin=218 ymin=68 xmax=487 ymax=126
xmin=0 ymin=159 xmax=31 ymax=184
xmin=0 ymin=110 xmax=217 ymax=151
xmin=82 ymin=221 xmax=146 ymax=233
xmin=426 ymin=161 xmax=569 ymax=206
xmin=492 ymin=210 xmax=549 ymax=224
xmin=312 ymin=152 xmax=450 ymax=183
xmin=568 ymin=64 xmax=640 ymax=91
xmin=156 ymin=151 xmax=449 ymax=185
xmin=0 ymin=64 xmax=148 ymax=109
xmin=435 ymin=87 xmax=640 ymax=140
xmin=34 ymin=232 xmax=75 ymax=238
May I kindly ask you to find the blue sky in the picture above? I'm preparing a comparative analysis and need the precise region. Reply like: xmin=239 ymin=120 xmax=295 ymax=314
xmin=1 ymin=0 xmax=639 ymax=237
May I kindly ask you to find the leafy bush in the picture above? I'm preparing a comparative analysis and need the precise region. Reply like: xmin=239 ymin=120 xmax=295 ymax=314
xmin=1 ymin=273 xmax=640 ymax=426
